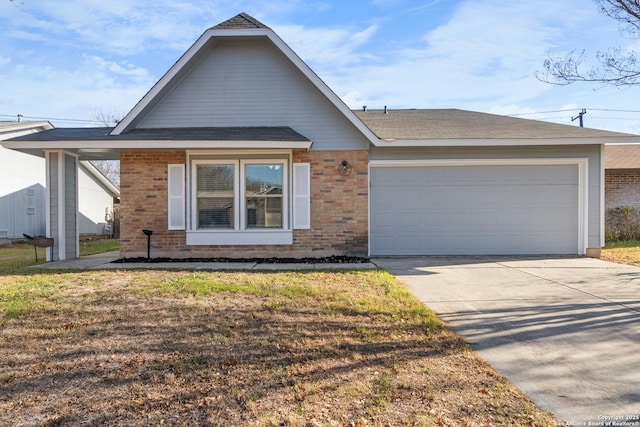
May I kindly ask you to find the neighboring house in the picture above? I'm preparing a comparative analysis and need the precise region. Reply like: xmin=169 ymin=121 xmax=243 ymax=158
xmin=3 ymin=13 xmax=640 ymax=261
xmin=78 ymin=161 xmax=120 ymax=236
xmin=0 ymin=121 xmax=119 ymax=239
xmin=604 ymin=144 xmax=640 ymax=209
xmin=0 ymin=121 xmax=52 ymax=239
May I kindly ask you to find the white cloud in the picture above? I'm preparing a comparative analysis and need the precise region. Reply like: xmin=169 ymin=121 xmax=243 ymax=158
xmin=278 ymin=23 xmax=379 ymax=68
xmin=83 ymin=55 xmax=153 ymax=84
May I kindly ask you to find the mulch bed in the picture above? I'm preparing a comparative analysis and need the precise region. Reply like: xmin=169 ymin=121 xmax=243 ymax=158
xmin=113 ymin=256 xmax=371 ymax=264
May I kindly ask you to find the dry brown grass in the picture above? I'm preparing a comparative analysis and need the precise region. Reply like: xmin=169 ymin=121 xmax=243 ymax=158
xmin=601 ymin=240 xmax=640 ymax=267
xmin=0 ymin=269 xmax=559 ymax=426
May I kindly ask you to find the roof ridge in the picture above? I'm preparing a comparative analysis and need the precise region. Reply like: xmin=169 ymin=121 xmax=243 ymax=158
xmin=211 ymin=12 xmax=270 ymax=30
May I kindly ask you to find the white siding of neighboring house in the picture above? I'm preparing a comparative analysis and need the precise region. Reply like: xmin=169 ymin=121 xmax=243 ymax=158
xmin=138 ymin=38 xmax=370 ymax=151
xmin=78 ymin=163 xmax=115 ymax=236
xmin=0 ymin=145 xmax=46 ymax=238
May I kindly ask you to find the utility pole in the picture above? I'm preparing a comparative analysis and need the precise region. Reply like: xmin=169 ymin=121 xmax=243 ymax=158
xmin=571 ymin=108 xmax=587 ymax=127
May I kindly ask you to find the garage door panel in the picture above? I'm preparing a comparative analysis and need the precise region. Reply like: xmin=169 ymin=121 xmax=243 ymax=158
xmin=372 ymin=212 xmax=396 ymax=227
xmin=370 ymin=164 xmax=580 ymax=255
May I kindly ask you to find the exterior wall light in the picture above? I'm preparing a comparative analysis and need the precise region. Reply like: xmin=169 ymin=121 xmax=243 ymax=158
xmin=338 ymin=160 xmax=352 ymax=176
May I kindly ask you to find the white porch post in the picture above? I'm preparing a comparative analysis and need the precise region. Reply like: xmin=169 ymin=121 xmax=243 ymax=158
xmin=44 ymin=150 xmax=79 ymax=261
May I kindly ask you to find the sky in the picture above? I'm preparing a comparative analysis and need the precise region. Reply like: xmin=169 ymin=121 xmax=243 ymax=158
xmin=2 ymin=0 xmax=640 ymax=134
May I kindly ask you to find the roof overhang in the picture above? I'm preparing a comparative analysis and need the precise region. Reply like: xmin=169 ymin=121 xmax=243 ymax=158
xmin=1 ymin=139 xmax=313 ymax=160
xmin=372 ymin=136 xmax=640 ymax=147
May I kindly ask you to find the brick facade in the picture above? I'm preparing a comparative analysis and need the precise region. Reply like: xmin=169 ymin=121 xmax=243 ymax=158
xmin=605 ymin=169 xmax=640 ymax=209
xmin=119 ymin=150 xmax=369 ymax=259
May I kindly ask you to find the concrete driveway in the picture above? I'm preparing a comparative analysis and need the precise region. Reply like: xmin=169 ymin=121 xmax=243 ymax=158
xmin=373 ymin=256 xmax=640 ymax=425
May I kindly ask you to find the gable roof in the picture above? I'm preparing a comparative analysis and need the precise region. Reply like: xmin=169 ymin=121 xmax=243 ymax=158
xmin=605 ymin=144 xmax=640 ymax=169
xmin=110 ymin=13 xmax=379 ymax=144
xmin=354 ymin=109 xmax=640 ymax=146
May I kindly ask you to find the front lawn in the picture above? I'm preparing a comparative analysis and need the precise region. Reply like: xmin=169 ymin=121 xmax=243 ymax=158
xmin=0 ymin=268 xmax=558 ymax=426
xmin=601 ymin=240 xmax=640 ymax=266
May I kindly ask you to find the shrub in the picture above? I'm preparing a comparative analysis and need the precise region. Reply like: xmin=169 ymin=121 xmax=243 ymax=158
xmin=605 ymin=206 xmax=640 ymax=242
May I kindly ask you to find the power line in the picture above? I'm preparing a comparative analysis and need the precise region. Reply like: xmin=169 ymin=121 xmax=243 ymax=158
xmin=508 ymin=108 xmax=640 ymax=118
xmin=507 ymin=109 xmax=578 ymax=117
xmin=587 ymin=108 xmax=640 ymax=113
xmin=0 ymin=114 xmax=100 ymax=124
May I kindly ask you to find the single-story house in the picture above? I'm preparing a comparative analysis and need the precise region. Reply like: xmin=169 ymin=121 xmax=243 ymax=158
xmin=0 ymin=121 xmax=120 ymax=240
xmin=3 ymin=13 xmax=640 ymax=260
xmin=604 ymin=144 xmax=640 ymax=210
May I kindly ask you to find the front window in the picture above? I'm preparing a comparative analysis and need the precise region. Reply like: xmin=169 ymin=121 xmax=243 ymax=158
xmin=191 ymin=159 xmax=288 ymax=232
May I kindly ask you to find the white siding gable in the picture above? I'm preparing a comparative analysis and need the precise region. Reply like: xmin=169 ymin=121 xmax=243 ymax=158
xmin=138 ymin=39 xmax=369 ymax=151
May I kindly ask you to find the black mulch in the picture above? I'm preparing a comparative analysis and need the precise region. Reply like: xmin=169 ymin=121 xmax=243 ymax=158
xmin=112 ymin=256 xmax=370 ymax=264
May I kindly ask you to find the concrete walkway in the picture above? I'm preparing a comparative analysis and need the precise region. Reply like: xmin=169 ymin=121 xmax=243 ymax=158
xmin=32 ymin=252 xmax=378 ymax=271
xmin=374 ymin=256 xmax=640 ymax=425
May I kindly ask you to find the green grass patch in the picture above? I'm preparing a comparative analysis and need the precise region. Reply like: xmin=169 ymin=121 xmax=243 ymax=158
xmin=0 ymin=277 xmax=58 ymax=319
xmin=79 ymin=238 xmax=119 ymax=256
xmin=604 ymin=239 xmax=640 ymax=249
xmin=0 ymin=243 xmax=47 ymax=273
xmin=136 ymin=272 xmax=321 ymax=300
xmin=129 ymin=270 xmax=443 ymax=334
xmin=0 ymin=239 xmax=119 ymax=274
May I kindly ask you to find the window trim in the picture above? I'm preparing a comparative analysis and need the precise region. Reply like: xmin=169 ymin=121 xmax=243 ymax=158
xmin=187 ymin=156 xmax=292 ymax=246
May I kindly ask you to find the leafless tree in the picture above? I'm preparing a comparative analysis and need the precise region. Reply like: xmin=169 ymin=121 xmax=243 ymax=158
xmin=538 ymin=0 xmax=640 ymax=86
xmin=91 ymin=109 xmax=122 ymax=127
xmin=90 ymin=109 xmax=123 ymax=187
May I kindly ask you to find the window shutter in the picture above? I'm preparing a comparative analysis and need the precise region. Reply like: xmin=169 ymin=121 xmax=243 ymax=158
xmin=167 ymin=164 xmax=186 ymax=230
xmin=292 ymin=163 xmax=311 ymax=229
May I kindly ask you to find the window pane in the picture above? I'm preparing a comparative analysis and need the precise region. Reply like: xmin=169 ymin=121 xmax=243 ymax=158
xmin=198 ymin=197 xmax=234 ymax=229
xmin=245 ymin=164 xmax=282 ymax=196
xmin=246 ymin=196 xmax=282 ymax=228
xmin=198 ymin=164 xmax=234 ymax=193
xmin=196 ymin=164 xmax=235 ymax=229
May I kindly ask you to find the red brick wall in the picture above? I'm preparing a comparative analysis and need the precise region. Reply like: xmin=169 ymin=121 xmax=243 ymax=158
xmin=119 ymin=150 xmax=369 ymax=259
xmin=119 ymin=151 xmax=187 ymax=257
xmin=605 ymin=169 xmax=640 ymax=209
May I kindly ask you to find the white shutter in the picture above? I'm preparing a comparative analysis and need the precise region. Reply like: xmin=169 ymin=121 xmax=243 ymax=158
xmin=167 ymin=164 xmax=186 ymax=230
xmin=292 ymin=163 xmax=311 ymax=229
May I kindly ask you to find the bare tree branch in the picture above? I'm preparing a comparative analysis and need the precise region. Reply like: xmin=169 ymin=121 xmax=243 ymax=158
xmin=539 ymin=1 xmax=640 ymax=86
xmin=89 ymin=109 xmax=122 ymax=187
xmin=596 ymin=0 xmax=640 ymax=34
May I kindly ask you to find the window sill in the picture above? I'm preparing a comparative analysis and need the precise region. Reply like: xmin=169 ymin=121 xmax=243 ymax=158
xmin=186 ymin=230 xmax=293 ymax=246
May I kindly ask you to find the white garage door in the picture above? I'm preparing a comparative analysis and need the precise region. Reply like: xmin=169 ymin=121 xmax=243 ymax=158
xmin=370 ymin=163 xmax=580 ymax=255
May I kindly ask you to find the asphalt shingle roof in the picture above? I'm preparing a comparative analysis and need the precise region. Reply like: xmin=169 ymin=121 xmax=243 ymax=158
xmin=354 ymin=109 xmax=636 ymax=140
xmin=9 ymin=127 xmax=310 ymax=142
xmin=211 ymin=13 xmax=269 ymax=30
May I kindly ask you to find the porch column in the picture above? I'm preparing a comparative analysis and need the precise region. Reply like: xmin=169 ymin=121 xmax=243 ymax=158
xmin=45 ymin=150 xmax=79 ymax=261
